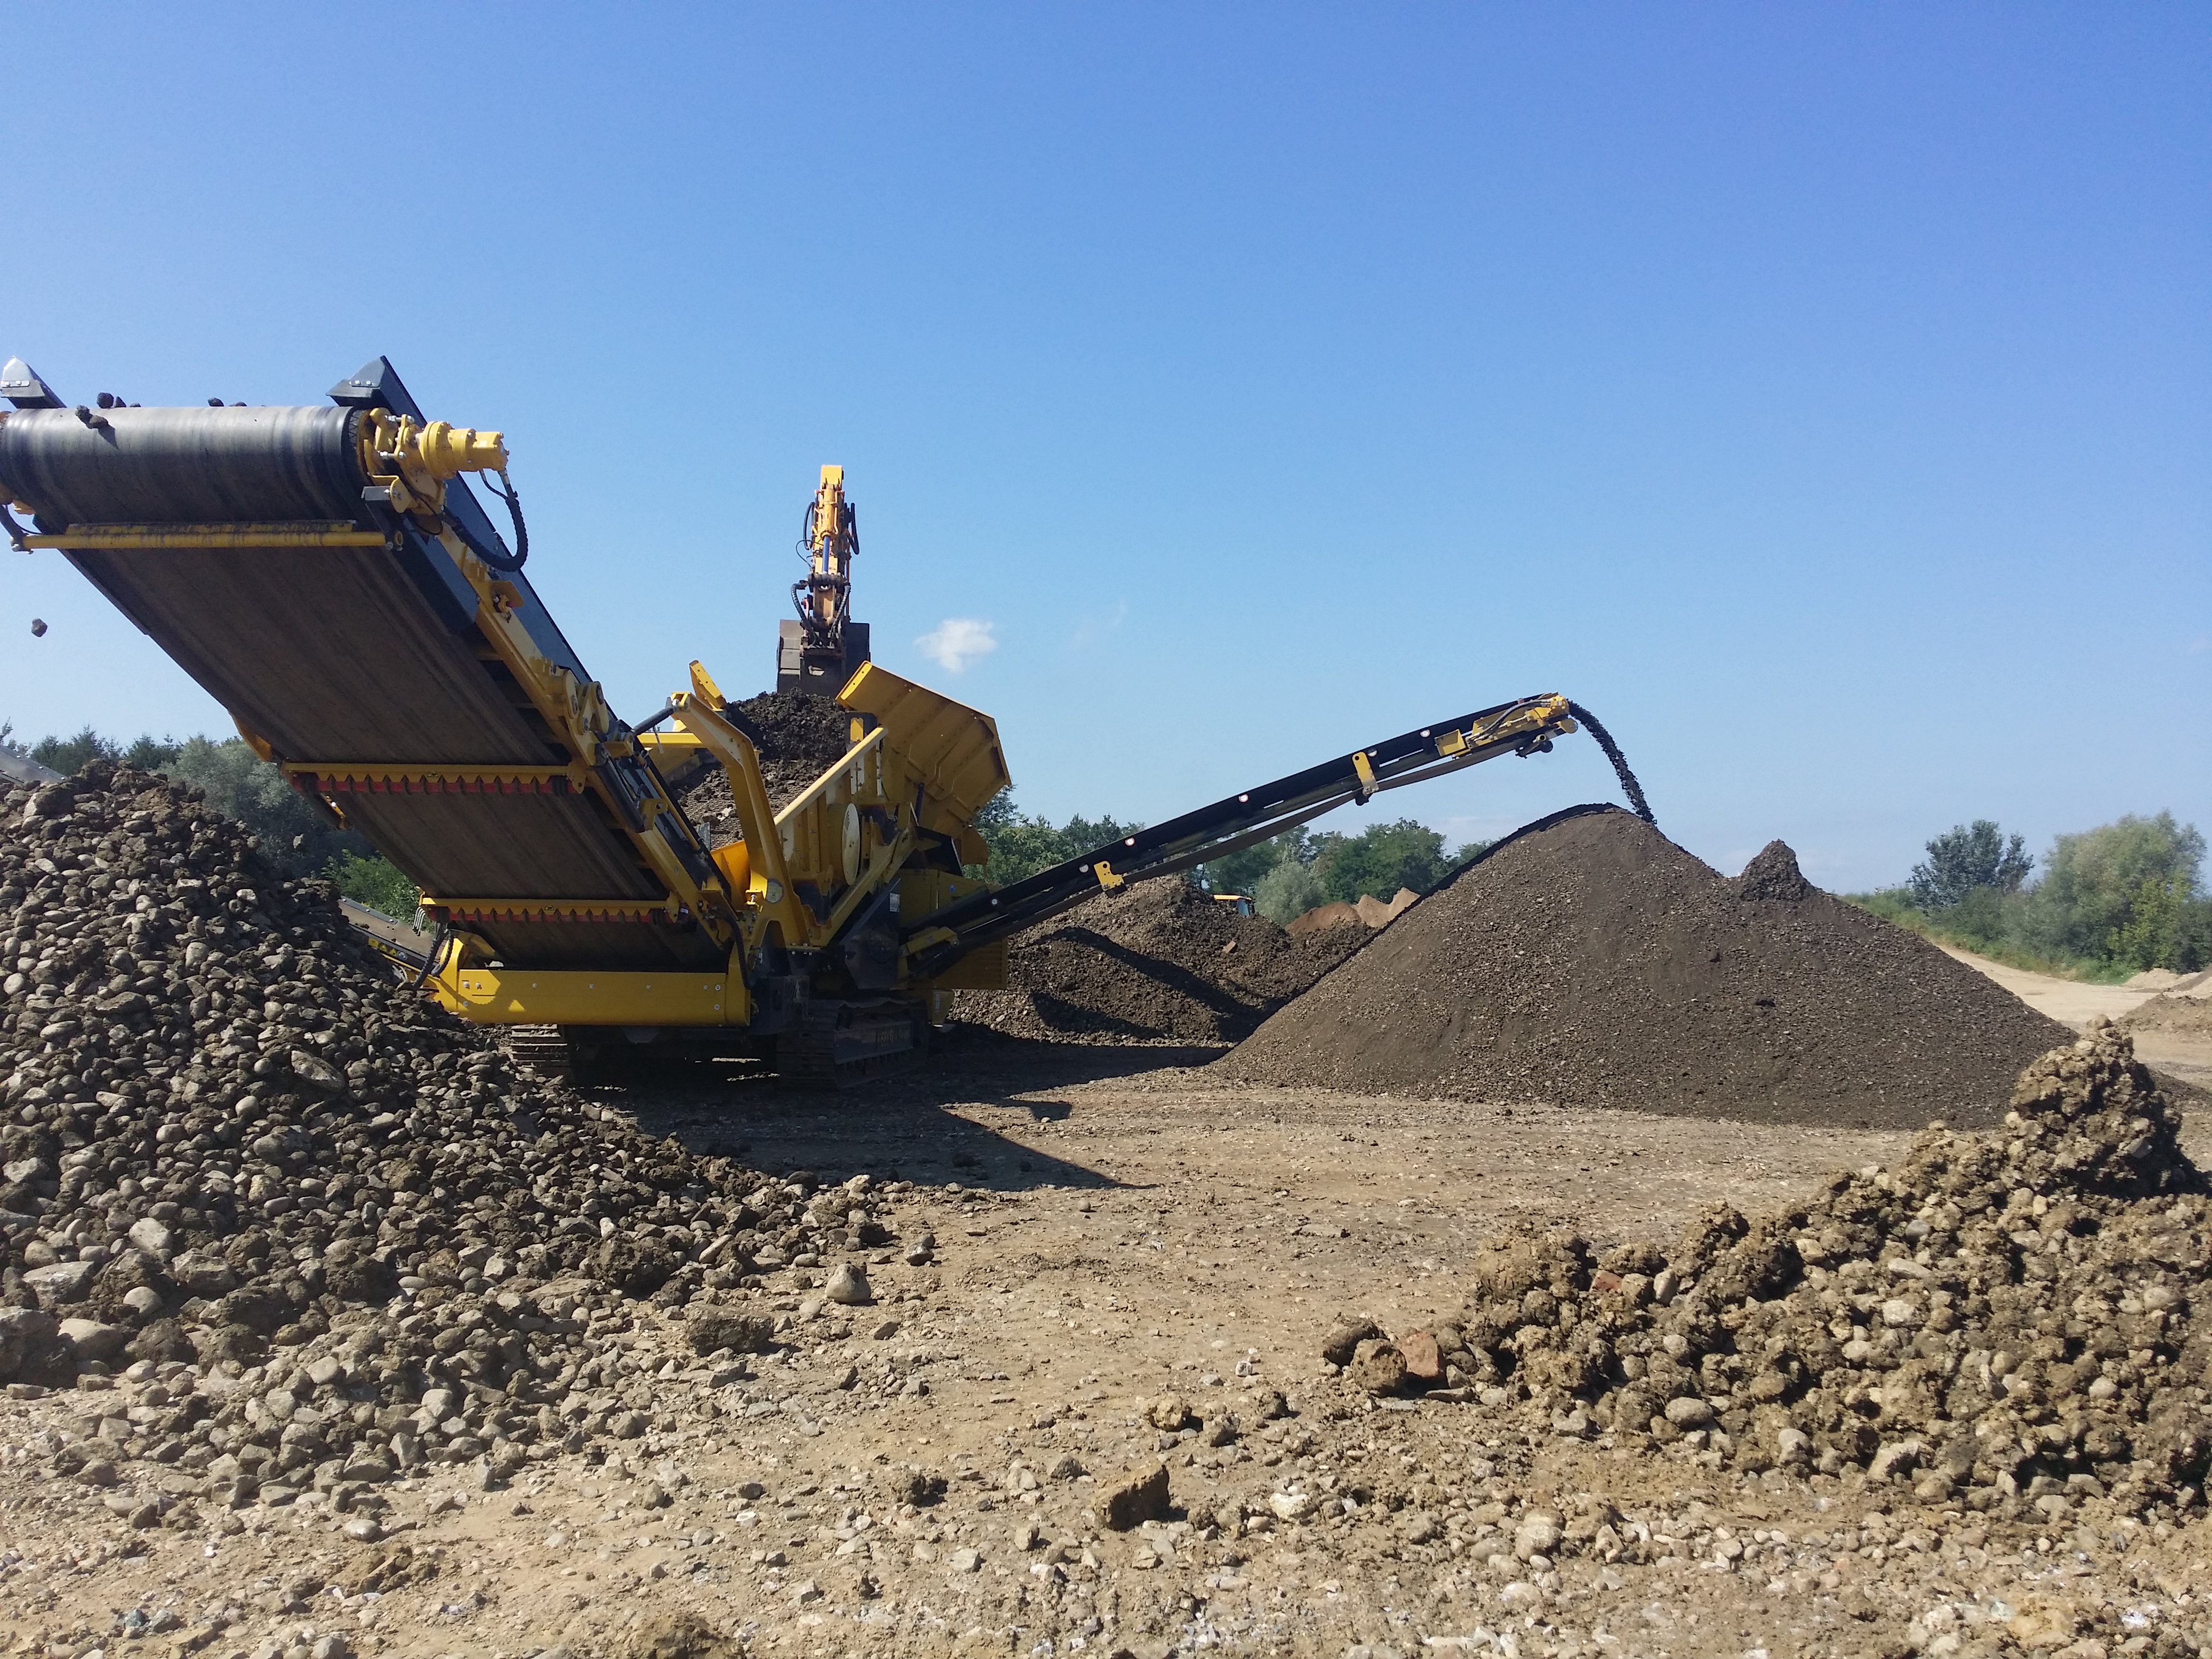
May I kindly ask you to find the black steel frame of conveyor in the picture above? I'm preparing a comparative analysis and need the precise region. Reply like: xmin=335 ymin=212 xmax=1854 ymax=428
xmin=901 ymin=693 xmax=1583 ymax=976
xmin=0 ymin=357 xmax=726 ymax=973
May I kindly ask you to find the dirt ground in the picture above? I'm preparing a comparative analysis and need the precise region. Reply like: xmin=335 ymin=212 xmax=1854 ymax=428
xmin=7 ymin=978 xmax=2212 ymax=1658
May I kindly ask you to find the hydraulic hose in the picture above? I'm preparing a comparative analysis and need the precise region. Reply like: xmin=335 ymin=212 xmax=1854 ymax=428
xmin=1565 ymin=701 xmax=1655 ymax=828
xmin=446 ymin=470 xmax=528 ymax=572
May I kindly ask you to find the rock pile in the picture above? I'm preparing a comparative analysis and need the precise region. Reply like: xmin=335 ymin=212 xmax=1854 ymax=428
xmin=1221 ymin=805 xmax=2074 ymax=1126
xmin=958 ymin=879 xmax=1367 ymax=1045
xmin=1363 ymin=1026 xmax=2211 ymax=1520
xmin=0 ymin=762 xmax=902 ymax=1506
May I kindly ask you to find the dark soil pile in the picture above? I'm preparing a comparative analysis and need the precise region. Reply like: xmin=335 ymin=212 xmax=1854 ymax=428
xmin=958 ymin=879 xmax=1369 ymax=1045
xmin=1372 ymin=1025 xmax=2211 ymax=1520
xmin=1217 ymin=805 xmax=2072 ymax=1127
xmin=676 ymin=691 xmax=854 ymax=846
xmin=0 ymin=763 xmax=901 ymax=1499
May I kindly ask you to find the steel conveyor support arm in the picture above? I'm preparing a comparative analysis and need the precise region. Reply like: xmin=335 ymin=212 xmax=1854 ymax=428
xmin=903 ymin=692 xmax=1646 ymax=978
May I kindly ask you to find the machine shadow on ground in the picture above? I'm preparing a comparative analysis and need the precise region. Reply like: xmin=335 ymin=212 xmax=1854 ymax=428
xmin=567 ymin=1033 xmax=1227 ymax=1193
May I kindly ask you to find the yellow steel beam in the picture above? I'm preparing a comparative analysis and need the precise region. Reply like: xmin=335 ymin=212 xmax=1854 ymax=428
xmin=772 ymin=726 xmax=885 ymax=828
xmin=26 ymin=523 xmax=388 ymax=549
xmin=432 ymin=963 xmax=745 ymax=1027
xmin=667 ymin=667 xmax=812 ymax=946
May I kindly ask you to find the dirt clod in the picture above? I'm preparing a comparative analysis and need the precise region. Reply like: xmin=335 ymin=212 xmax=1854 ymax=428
xmin=1101 ymin=1460 xmax=1171 ymax=1529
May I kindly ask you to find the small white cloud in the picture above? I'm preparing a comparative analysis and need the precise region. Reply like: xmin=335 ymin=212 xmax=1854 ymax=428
xmin=916 ymin=617 xmax=997 ymax=674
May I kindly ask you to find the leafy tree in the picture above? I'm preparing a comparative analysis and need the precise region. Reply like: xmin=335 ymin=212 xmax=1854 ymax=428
xmin=1253 ymin=857 xmax=1328 ymax=924
xmin=29 ymin=726 xmax=120 ymax=775
xmin=160 ymin=735 xmax=371 ymax=879
xmin=967 ymin=792 xmax=1140 ymax=886
xmin=325 ymin=851 xmax=421 ymax=920
xmin=122 ymin=735 xmax=183 ymax=770
xmin=1199 ymin=828 xmax=1310 ymax=898
xmin=1908 ymin=820 xmax=2031 ymax=910
xmin=2019 ymin=812 xmax=2204 ymax=962
xmin=1310 ymin=818 xmax=1453 ymax=905
xmin=24 ymin=727 xmax=183 ymax=775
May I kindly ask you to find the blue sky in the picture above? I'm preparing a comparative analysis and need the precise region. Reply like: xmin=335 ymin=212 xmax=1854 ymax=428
xmin=3 ymin=5 xmax=2206 ymax=891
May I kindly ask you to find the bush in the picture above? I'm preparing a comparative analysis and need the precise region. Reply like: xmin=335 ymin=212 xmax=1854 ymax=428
xmin=325 ymin=851 xmax=421 ymax=920
xmin=1855 ymin=810 xmax=2210 ymax=976
xmin=160 ymin=736 xmax=370 ymax=879
xmin=967 ymin=792 xmax=1141 ymax=886
xmin=1253 ymin=857 xmax=1328 ymax=924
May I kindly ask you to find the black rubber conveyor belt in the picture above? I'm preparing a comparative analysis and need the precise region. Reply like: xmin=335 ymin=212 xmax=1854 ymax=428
xmin=0 ymin=405 xmax=364 ymax=524
xmin=0 ymin=402 xmax=720 ymax=972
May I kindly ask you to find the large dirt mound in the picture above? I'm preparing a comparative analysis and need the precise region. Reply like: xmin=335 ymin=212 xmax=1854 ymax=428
xmin=958 ymin=879 xmax=1369 ymax=1045
xmin=0 ymin=764 xmax=905 ymax=1492
xmin=677 ymin=691 xmax=854 ymax=845
xmin=1217 ymin=805 xmax=2072 ymax=1126
xmin=1383 ymin=1025 xmax=2211 ymax=1519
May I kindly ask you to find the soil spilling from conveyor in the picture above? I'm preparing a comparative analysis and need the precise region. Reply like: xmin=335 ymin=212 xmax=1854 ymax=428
xmin=0 ymin=763 xmax=910 ymax=1497
xmin=1218 ymin=804 xmax=2074 ymax=1127
xmin=957 ymin=879 xmax=1370 ymax=1045
xmin=1367 ymin=1023 xmax=2212 ymax=1519
xmin=676 ymin=691 xmax=855 ymax=847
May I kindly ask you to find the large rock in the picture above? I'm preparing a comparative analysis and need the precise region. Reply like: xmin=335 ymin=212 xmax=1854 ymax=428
xmin=1101 ymin=1463 xmax=1170 ymax=1530
xmin=1349 ymin=1336 xmax=1408 ymax=1395
xmin=126 ymin=1216 xmax=176 ymax=1260
xmin=57 ymin=1317 xmax=128 ymax=1363
xmin=23 ymin=1259 xmax=97 ymax=1305
xmin=167 ymin=1251 xmax=237 ymax=1298
xmin=0 ymin=1306 xmax=59 ymax=1377
xmin=683 ymin=1305 xmax=775 ymax=1356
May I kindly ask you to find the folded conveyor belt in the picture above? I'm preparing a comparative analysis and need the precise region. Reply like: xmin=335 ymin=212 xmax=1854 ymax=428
xmin=0 ymin=360 xmax=726 ymax=972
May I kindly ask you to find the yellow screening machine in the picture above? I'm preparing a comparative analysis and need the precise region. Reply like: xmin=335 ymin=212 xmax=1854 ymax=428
xmin=0 ymin=354 xmax=1654 ymax=1084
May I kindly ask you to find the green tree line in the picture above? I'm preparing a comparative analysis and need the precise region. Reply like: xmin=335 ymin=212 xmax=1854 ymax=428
xmin=967 ymin=792 xmax=1486 ymax=925
xmin=1851 ymin=812 xmax=2210 ymax=978
xmin=3 ymin=723 xmax=421 ymax=918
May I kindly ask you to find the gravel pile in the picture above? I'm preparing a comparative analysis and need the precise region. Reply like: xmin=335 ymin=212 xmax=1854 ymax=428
xmin=1220 ymin=805 xmax=2074 ymax=1127
xmin=958 ymin=879 xmax=1367 ymax=1045
xmin=1374 ymin=1025 xmax=2210 ymax=1520
xmin=0 ymin=762 xmax=907 ymax=1511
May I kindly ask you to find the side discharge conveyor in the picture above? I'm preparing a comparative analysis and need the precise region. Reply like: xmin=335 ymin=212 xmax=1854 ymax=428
xmin=1 ymin=353 xmax=1651 ymax=1085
